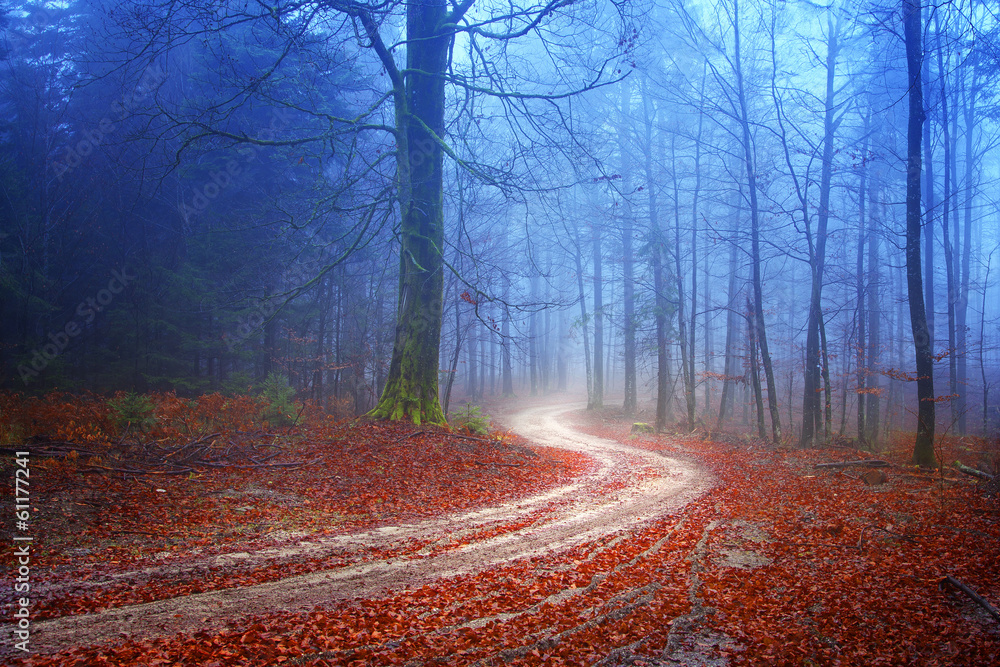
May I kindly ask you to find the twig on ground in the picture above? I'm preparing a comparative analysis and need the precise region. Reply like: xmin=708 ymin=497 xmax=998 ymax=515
xmin=815 ymin=460 xmax=890 ymax=469
xmin=446 ymin=432 xmax=495 ymax=444
xmin=941 ymin=575 xmax=1000 ymax=624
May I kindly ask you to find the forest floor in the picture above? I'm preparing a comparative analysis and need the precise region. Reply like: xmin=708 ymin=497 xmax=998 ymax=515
xmin=1 ymin=393 xmax=999 ymax=665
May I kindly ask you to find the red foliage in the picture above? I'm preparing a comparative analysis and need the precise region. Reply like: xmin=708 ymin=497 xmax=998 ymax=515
xmin=4 ymin=396 xmax=998 ymax=666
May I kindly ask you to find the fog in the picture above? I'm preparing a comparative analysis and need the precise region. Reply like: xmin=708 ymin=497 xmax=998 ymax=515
xmin=2 ymin=0 xmax=998 ymax=441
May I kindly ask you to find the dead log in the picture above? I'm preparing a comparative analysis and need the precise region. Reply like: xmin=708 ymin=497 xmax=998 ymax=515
xmin=815 ymin=460 xmax=890 ymax=469
xmin=952 ymin=462 xmax=995 ymax=481
xmin=941 ymin=575 xmax=1000 ymax=624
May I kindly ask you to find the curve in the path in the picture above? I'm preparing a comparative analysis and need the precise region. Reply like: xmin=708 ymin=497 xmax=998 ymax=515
xmin=28 ymin=402 xmax=712 ymax=654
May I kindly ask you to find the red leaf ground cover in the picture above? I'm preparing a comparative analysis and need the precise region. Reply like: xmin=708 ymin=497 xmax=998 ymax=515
xmin=3 ymin=394 xmax=998 ymax=665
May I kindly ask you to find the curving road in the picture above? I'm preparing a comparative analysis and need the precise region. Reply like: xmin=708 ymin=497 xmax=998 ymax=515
xmin=28 ymin=402 xmax=712 ymax=654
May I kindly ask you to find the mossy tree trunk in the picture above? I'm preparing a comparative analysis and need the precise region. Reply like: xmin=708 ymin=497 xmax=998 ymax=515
xmin=366 ymin=0 xmax=458 ymax=425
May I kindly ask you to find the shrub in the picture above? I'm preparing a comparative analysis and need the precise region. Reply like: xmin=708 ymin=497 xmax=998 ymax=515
xmin=108 ymin=391 xmax=156 ymax=435
xmin=259 ymin=372 xmax=298 ymax=427
xmin=451 ymin=404 xmax=490 ymax=435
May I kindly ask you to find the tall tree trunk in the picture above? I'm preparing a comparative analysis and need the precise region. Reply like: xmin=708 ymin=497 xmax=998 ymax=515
xmin=529 ymin=274 xmax=539 ymax=396
xmin=489 ymin=317 xmax=497 ymax=396
xmin=501 ymin=276 xmax=514 ymax=397
xmin=640 ymin=78 xmax=668 ymax=431
xmin=865 ymin=175 xmax=882 ymax=447
xmin=501 ymin=320 xmax=514 ymax=397
xmin=542 ymin=283 xmax=551 ymax=394
xmin=671 ymin=134 xmax=695 ymax=431
xmin=979 ymin=248 xmax=993 ymax=434
xmin=717 ymin=172 xmax=745 ymax=431
xmin=922 ymin=2 xmax=936 ymax=355
xmin=467 ymin=320 xmax=478 ymax=401
xmin=479 ymin=327 xmax=487 ymax=399
xmin=934 ymin=14 xmax=959 ymax=432
xmin=801 ymin=12 xmax=841 ymax=447
xmin=442 ymin=294 xmax=463 ymax=417
xmin=748 ymin=296 xmax=766 ymax=439
xmin=819 ymin=310 xmax=832 ymax=440
xmin=856 ymin=117 xmax=869 ymax=445
xmin=688 ymin=68 xmax=705 ymax=424
xmin=734 ymin=0 xmax=781 ymax=443
xmin=557 ymin=314 xmax=568 ymax=392
xmin=591 ymin=222 xmax=605 ymax=409
xmin=957 ymin=59 xmax=978 ymax=435
xmin=904 ymin=0 xmax=936 ymax=466
xmin=367 ymin=0 xmax=473 ymax=424
xmin=573 ymin=218 xmax=594 ymax=406
xmin=703 ymin=255 xmax=712 ymax=417
xmin=619 ymin=79 xmax=638 ymax=415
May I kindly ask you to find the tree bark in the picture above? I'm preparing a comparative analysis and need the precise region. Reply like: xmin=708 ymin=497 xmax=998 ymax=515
xmin=688 ymin=68 xmax=706 ymax=426
xmin=801 ymin=12 xmax=840 ymax=447
xmin=591 ymin=221 xmax=604 ymax=410
xmin=671 ymin=134 xmax=695 ymax=431
xmin=640 ymin=77 xmax=669 ymax=432
xmin=368 ymin=0 xmax=456 ymax=424
xmin=865 ymin=178 xmax=881 ymax=447
xmin=922 ymin=2 xmax=936 ymax=356
xmin=904 ymin=0 xmax=936 ymax=466
xmin=573 ymin=218 xmax=594 ymax=406
xmin=717 ymin=167 xmax=745 ymax=432
xmin=502 ymin=278 xmax=514 ymax=397
xmin=856 ymin=116 xmax=869 ymax=446
xmin=734 ymin=0 xmax=781 ymax=443
xmin=957 ymin=55 xmax=978 ymax=435
xmin=529 ymin=273 xmax=539 ymax=396
xmin=934 ymin=14 xmax=959 ymax=432
xmin=619 ymin=80 xmax=638 ymax=416
xmin=443 ymin=291 xmax=463 ymax=416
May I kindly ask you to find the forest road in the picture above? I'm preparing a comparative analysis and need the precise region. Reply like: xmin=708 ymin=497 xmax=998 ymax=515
xmin=27 ymin=401 xmax=713 ymax=655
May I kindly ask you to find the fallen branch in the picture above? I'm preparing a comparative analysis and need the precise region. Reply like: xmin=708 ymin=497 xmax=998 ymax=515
xmin=815 ymin=460 xmax=890 ymax=469
xmin=200 ymin=456 xmax=324 ymax=469
xmin=941 ymin=575 xmax=1000 ymax=624
xmin=79 ymin=465 xmax=193 ymax=475
xmin=2 ymin=442 xmax=100 ymax=458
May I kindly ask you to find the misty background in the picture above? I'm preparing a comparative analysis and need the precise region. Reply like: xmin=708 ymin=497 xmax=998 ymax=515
xmin=1 ymin=0 xmax=998 ymax=443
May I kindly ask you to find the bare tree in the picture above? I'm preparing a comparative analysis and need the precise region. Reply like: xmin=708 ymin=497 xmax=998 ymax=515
xmin=903 ymin=0 xmax=936 ymax=466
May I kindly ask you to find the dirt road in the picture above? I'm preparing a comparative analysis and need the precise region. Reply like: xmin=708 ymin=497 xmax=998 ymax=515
xmin=27 ymin=402 xmax=712 ymax=655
